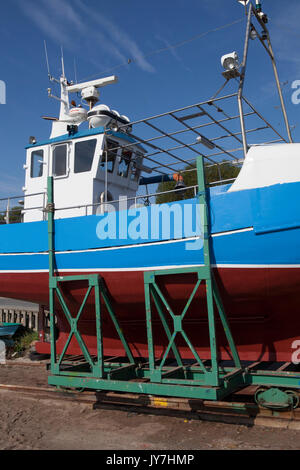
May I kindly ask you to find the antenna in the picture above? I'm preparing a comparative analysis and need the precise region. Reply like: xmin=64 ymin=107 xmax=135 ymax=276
xmin=61 ymin=46 xmax=66 ymax=79
xmin=237 ymin=0 xmax=249 ymax=15
xmin=44 ymin=40 xmax=51 ymax=79
xmin=44 ymin=41 xmax=60 ymax=84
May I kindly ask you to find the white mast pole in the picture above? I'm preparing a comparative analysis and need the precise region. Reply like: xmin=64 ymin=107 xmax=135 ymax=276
xmin=61 ymin=46 xmax=66 ymax=79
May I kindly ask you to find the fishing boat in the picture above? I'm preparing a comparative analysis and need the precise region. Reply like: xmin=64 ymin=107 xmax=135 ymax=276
xmin=0 ymin=1 xmax=299 ymax=365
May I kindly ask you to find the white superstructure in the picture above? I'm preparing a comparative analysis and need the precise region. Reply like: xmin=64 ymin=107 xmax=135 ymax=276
xmin=229 ymin=143 xmax=300 ymax=192
xmin=22 ymin=72 xmax=148 ymax=222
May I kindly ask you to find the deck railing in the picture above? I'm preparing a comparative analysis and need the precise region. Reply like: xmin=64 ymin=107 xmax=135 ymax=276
xmin=0 ymin=176 xmax=237 ymax=223
xmin=0 ymin=192 xmax=46 ymax=224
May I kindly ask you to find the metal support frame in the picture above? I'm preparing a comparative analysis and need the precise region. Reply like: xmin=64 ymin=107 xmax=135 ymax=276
xmin=47 ymin=164 xmax=246 ymax=399
xmin=143 ymin=266 xmax=242 ymax=389
xmin=47 ymin=163 xmax=300 ymax=407
xmin=49 ymin=274 xmax=136 ymax=378
xmin=143 ymin=154 xmax=242 ymax=393
xmin=47 ymin=176 xmax=135 ymax=379
xmin=107 ymin=91 xmax=286 ymax=176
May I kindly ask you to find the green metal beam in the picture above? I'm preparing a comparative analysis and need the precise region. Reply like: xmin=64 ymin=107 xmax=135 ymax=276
xmin=47 ymin=177 xmax=135 ymax=380
xmin=47 ymin=158 xmax=300 ymax=407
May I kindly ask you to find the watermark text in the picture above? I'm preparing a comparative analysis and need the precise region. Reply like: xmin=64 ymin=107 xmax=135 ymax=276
xmin=0 ymin=80 xmax=6 ymax=104
xmin=96 ymin=199 xmax=204 ymax=251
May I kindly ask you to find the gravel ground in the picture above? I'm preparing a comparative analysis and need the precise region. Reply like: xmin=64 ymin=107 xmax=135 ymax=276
xmin=1 ymin=363 xmax=300 ymax=450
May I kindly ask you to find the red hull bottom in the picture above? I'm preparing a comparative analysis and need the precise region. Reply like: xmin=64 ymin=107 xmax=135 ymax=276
xmin=1 ymin=268 xmax=300 ymax=362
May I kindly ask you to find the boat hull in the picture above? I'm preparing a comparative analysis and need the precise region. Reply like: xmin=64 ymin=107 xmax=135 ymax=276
xmin=1 ymin=181 xmax=300 ymax=363
xmin=1 ymin=266 xmax=299 ymax=362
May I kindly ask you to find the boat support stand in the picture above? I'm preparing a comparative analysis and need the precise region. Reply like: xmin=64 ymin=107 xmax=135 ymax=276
xmin=46 ymin=158 xmax=300 ymax=409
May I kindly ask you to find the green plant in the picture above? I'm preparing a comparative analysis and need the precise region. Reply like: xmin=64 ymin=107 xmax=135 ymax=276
xmin=13 ymin=329 xmax=38 ymax=354
xmin=156 ymin=161 xmax=240 ymax=204
xmin=0 ymin=205 xmax=23 ymax=224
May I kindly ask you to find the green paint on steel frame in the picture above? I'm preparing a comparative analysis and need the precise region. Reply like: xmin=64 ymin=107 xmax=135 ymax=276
xmin=143 ymin=155 xmax=241 ymax=388
xmin=47 ymin=176 xmax=56 ymax=371
xmin=47 ymin=176 xmax=135 ymax=378
xmin=46 ymin=158 xmax=244 ymax=397
xmin=47 ymin=156 xmax=300 ymax=403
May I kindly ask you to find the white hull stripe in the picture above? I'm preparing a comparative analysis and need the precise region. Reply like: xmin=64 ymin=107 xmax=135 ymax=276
xmin=0 ymin=228 xmax=254 ymax=257
xmin=0 ymin=264 xmax=300 ymax=274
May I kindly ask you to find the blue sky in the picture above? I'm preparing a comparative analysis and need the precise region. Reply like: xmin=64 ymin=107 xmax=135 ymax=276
xmin=0 ymin=0 xmax=299 ymax=196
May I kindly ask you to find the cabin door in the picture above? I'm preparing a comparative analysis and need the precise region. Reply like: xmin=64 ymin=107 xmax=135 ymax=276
xmin=51 ymin=143 xmax=70 ymax=179
xmin=51 ymin=142 xmax=71 ymax=218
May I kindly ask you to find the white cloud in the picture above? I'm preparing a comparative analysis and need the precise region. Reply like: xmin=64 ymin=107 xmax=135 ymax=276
xmin=43 ymin=0 xmax=85 ymax=32
xmin=19 ymin=0 xmax=76 ymax=48
xmin=74 ymin=0 xmax=155 ymax=73
xmin=18 ymin=0 xmax=154 ymax=74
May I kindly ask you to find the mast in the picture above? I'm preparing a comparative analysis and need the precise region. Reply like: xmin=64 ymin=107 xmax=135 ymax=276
xmin=237 ymin=0 xmax=293 ymax=157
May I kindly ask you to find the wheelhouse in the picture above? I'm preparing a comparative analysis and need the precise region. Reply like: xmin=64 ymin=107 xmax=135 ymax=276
xmin=23 ymin=129 xmax=145 ymax=222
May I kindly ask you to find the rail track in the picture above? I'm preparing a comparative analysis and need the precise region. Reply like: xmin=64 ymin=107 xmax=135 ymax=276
xmin=1 ymin=361 xmax=300 ymax=429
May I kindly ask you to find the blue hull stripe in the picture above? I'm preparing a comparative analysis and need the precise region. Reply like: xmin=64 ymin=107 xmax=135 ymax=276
xmin=0 ymin=227 xmax=300 ymax=271
xmin=0 ymin=180 xmax=300 ymax=271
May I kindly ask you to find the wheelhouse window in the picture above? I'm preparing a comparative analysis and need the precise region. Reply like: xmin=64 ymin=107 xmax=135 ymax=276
xmin=74 ymin=139 xmax=97 ymax=173
xmin=53 ymin=144 xmax=67 ymax=177
xmin=30 ymin=150 xmax=44 ymax=178
xmin=118 ymin=149 xmax=132 ymax=178
xmin=130 ymin=154 xmax=142 ymax=182
xmin=100 ymin=139 xmax=118 ymax=173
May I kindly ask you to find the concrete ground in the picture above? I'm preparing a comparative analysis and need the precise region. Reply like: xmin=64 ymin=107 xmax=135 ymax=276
xmin=0 ymin=392 xmax=298 ymax=451
xmin=0 ymin=364 xmax=300 ymax=450
xmin=0 ymin=297 xmax=38 ymax=310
